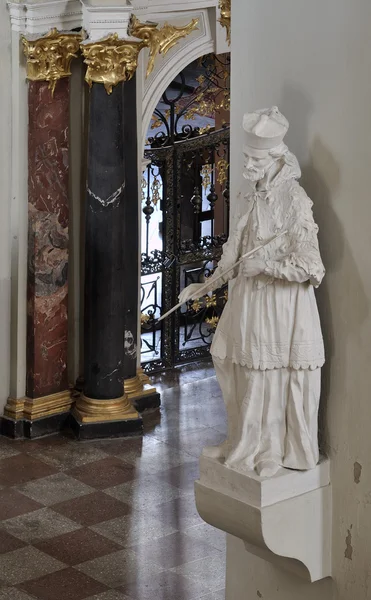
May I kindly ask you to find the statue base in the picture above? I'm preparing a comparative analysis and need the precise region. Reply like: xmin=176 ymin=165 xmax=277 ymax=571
xmin=194 ymin=455 xmax=332 ymax=585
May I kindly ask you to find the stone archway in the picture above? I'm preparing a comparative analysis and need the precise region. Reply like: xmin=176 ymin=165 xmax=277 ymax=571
xmin=139 ymin=8 xmax=219 ymax=151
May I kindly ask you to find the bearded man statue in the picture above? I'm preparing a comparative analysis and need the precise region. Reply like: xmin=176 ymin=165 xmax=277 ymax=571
xmin=179 ymin=107 xmax=325 ymax=477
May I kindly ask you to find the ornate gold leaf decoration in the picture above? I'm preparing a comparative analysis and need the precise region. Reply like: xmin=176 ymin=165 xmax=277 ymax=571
xmin=191 ymin=299 xmax=203 ymax=313
xmin=80 ymin=34 xmax=145 ymax=94
xmin=217 ymin=158 xmax=229 ymax=187
xmin=218 ymin=0 xmax=231 ymax=45
xmin=22 ymin=28 xmax=82 ymax=96
xmin=141 ymin=313 xmax=150 ymax=325
xmin=201 ymin=163 xmax=212 ymax=190
xmin=205 ymin=294 xmax=217 ymax=308
xmin=129 ymin=15 xmax=199 ymax=77
xmin=141 ymin=177 xmax=147 ymax=202
xmin=205 ymin=316 xmax=219 ymax=329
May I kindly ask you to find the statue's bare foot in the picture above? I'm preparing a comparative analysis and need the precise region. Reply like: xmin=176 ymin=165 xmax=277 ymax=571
xmin=202 ymin=442 xmax=227 ymax=460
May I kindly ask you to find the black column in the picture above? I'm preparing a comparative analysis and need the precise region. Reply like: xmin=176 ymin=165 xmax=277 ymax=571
xmin=123 ymin=76 xmax=139 ymax=384
xmin=122 ymin=75 xmax=160 ymax=413
xmin=71 ymin=81 xmax=142 ymax=439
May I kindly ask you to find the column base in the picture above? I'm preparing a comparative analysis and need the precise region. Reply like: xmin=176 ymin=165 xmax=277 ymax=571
xmin=131 ymin=390 xmax=161 ymax=413
xmin=1 ymin=390 xmax=73 ymax=439
xmin=137 ymin=368 xmax=151 ymax=386
xmin=70 ymin=394 xmax=143 ymax=440
xmin=124 ymin=372 xmax=161 ymax=413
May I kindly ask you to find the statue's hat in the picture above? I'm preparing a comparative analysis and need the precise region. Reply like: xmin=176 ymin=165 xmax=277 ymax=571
xmin=243 ymin=107 xmax=289 ymax=157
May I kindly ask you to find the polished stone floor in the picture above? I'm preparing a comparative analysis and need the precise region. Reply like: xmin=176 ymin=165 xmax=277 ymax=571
xmin=0 ymin=363 xmax=227 ymax=600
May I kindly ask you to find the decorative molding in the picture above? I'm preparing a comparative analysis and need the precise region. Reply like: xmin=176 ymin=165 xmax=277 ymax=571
xmin=137 ymin=367 xmax=151 ymax=385
xmin=124 ymin=371 xmax=158 ymax=401
xmin=4 ymin=397 xmax=25 ymax=420
xmin=81 ymin=34 xmax=145 ymax=93
xmin=218 ymin=0 xmax=231 ymax=45
xmin=73 ymin=393 xmax=139 ymax=423
xmin=7 ymin=0 xmax=218 ymax=37
xmin=22 ymin=28 xmax=82 ymax=95
xmin=7 ymin=0 xmax=82 ymax=34
xmin=4 ymin=390 xmax=73 ymax=420
xmin=129 ymin=14 xmax=199 ymax=77
xmin=131 ymin=0 xmax=218 ymax=12
xmin=80 ymin=1 xmax=132 ymax=42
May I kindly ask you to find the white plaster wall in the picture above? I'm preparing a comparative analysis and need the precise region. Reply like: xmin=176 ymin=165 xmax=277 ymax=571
xmin=0 ymin=4 xmax=13 ymax=410
xmin=230 ymin=1 xmax=371 ymax=598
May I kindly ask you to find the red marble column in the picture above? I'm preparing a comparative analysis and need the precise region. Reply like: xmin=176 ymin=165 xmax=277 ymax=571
xmin=27 ymin=78 xmax=70 ymax=400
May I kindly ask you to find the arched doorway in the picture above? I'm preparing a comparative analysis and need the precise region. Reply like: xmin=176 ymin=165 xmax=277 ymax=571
xmin=140 ymin=53 xmax=231 ymax=373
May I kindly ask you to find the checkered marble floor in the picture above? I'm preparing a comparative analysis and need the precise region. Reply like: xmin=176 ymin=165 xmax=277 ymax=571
xmin=0 ymin=364 xmax=227 ymax=600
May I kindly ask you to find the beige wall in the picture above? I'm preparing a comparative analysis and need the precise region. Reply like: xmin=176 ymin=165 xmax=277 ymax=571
xmin=0 ymin=5 xmax=12 ymax=411
xmin=230 ymin=1 xmax=371 ymax=598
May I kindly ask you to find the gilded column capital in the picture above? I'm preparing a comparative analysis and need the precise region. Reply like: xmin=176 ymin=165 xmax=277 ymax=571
xmin=80 ymin=34 xmax=145 ymax=94
xmin=218 ymin=0 xmax=231 ymax=46
xmin=22 ymin=28 xmax=82 ymax=95
xmin=129 ymin=15 xmax=199 ymax=77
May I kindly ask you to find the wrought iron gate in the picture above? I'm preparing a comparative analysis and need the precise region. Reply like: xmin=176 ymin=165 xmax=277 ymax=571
xmin=140 ymin=54 xmax=230 ymax=373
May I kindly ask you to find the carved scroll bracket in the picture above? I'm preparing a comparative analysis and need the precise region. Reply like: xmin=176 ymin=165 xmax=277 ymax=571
xmin=22 ymin=28 xmax=82 ymax=95
xmin=128 ymin=15 xmax=199 ymax=77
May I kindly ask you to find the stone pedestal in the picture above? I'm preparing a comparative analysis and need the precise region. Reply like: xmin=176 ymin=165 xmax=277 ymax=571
xmin=195 ymin=455 xmax=332 ymax=588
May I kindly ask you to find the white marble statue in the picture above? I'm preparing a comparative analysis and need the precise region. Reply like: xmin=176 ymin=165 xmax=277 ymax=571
xmin=179 ymin=107 xmax=325 ymax=477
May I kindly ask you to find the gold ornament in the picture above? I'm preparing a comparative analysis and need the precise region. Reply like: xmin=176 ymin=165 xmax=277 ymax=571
xmin=191 ymin=299 xmax=203 ymax=313
xmin=141 ymin=176 xmax=147 ymax=203
xmin=205 ymin=316 xmax=219 ymax=329
xmin=217 ymin=158 xmax=229 ymax=187
xmin=141 ymin=313 xmax=150 ymax=325
xmin=218 ymin=0 xmax=231 ymax=45
xmin=81 ymin=34 xmax=145 ymax=94
xmin=205 ymin=294 xmax=217 ymax=308
xmin=201 ymin=163 xmax=212 ymax=190
xmin=22 ymin=28 xmax=82 ymax=96
xmin=199 ymin=124 xmax=213 ymax=135
xmin=151 ymin=174 xmax=161 ymax=206
xmin=129 ymin=15 xmax=199 ymax=77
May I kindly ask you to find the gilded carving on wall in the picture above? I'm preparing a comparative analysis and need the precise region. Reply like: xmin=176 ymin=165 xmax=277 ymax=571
xmin=24 ymin=15 xmax=200 ymax=95
xmin=129 ymin=15 xmax=199 ymax=77
xmin=80 ymin=34 xmax=145 ymax=93
xmin=218 ymin=0 xmax=231 ymax=45
xmin=22 ymin=28 xmax=82 ymax=95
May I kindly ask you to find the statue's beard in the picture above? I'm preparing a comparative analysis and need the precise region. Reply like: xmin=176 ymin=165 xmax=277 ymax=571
xmin=243 ymin=167 xmax=266 ymax=182
xmin=242 ymin=159 xmax=276 ymax=183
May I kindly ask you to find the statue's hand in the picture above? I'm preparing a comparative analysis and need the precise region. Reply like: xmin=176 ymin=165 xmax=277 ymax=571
xmin=178 ymin=283 xmax=206 ymax=304
xmin=243 ymin=258 xmax=266 ymax=278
